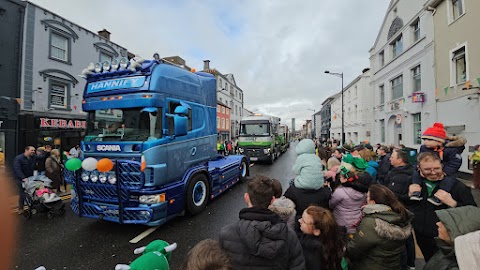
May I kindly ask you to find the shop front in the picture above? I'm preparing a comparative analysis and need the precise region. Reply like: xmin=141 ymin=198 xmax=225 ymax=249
xmin=18 ymin=114 xmax=86 ymax=161
xmin=0 ymin=118 xmax=17 ymax=170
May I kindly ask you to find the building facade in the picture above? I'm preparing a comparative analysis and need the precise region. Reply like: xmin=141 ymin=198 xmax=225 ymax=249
xmin=0 ymin=0 xmax=25 ymax=169
xmin=18 ymin=1 xmax=129 ymax=156
xmin=203 ymin=60 xmax=244 ymax=140
xmin=427 ymin=0 xmax=480 ymax=173
xmin=216 ymin=102 xmax=231 ymax=141
xmin=331 ymin=69 xmax=373 ymax=145
xmin=370 ymin=0 xmax=437 ymax=148
xmin=320 ymin=94 xmax=337 ymax=142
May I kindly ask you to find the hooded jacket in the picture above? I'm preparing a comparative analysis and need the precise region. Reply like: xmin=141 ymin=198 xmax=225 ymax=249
xmin=292 ymin=139 xmax=325 ymax=190
xmin=268 ymin=196 xmax=297 ymax=230
xmin=376 ymin=153 xmax=392 ymax=185
xmin=346 ymin=204 xmax=413 ymax=270
xmin=219 ymin=207 xmax=305 ymax=270
xmin=385 ymin=164 xmax=414 ymax=203
xmin=284 ymin=185 xmax=332 ymax=229
xmin=423 ymin=206 xmax=480 ymax=270
xmin=329 ymin=185 xmax=367 ymax=234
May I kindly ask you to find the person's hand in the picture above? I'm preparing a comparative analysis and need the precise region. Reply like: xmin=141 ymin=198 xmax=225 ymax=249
xmin=435 ymin=190 xmax=457 ymax=207
xmin=408 ymin=184 xmax=421 ymax=197
xmin=22 ymin=178 xmax=28 ymax=182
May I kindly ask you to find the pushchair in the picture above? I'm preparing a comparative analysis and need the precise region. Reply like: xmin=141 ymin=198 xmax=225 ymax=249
xmin=22 ymin=175 xmax=65 ymax=219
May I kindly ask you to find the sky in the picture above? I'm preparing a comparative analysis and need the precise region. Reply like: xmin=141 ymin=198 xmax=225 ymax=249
xmin=30 ymin=0 xmax=390 ymax=130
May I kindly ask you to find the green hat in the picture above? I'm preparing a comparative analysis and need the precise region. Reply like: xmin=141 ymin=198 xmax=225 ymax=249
xmin=116 ymin=240 xmax=177 ymax=270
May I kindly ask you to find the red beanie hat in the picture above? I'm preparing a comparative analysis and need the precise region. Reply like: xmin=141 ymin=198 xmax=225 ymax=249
xmin=422 ymin=122 xmax=446 ymax=143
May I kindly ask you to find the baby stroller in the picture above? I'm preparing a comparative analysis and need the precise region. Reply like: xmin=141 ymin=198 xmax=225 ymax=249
xmin=22 ymin=175 xmax=65 ymax=219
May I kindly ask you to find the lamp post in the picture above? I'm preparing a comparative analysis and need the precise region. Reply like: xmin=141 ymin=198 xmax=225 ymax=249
xmin=307 ymin=108 xmax=316 ymax=139
xmin=325 ymin=71 xmax=344 ymax=145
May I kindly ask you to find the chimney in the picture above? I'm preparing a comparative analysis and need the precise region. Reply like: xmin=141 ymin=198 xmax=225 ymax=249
xmin=203 ymin=60 xmax=210 ymax=70
xmin=98 ymin=29 xmax=111 ymax=40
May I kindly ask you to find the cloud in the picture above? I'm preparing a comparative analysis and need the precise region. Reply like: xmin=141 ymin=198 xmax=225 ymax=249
xmin=29 ymin=0 xmax=389 ymax=130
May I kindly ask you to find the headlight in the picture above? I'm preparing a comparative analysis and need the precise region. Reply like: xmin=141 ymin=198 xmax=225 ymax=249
xmin=90 ymin=172 xmax=98 ymax=182
xmin=81 ymin=172 xmax=90 ymax=182
xmin=99 ymin=173 xmax=107 ymax=183
xmin=119 ymin=57 xmax=128 ymax=69
xmin=139 ymin=194 xmax=165 ymax=204
xmin=94 ymin=62 xmax=102 ymax=73
xmin=263 ymin=148 xmax=271 ymax=154
xmin=102 ymin=61 xmax=111 ymax=72
xmin=111 ymin=59 xmax=119 ymax=71
xmin=238 ymin=148 xmax=244 ymax=153
xmin=107 ymin=174 xmax=117 ymax=184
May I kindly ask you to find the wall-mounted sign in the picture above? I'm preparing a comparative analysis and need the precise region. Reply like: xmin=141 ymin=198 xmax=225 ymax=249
xmin=412 ymin=92 xmax=425 ymax=103
xmin=395 ymin=114 xmax=402 ymax=125
xmin=38 ymin=118 xmax=86 ymax=129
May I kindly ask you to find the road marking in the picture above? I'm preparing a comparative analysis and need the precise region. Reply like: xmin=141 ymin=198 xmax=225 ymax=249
xmin=129 ymin=226 xmax=160 ymax=244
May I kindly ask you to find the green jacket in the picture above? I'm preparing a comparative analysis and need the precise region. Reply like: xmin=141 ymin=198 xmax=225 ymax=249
xmin=423 ymin=206 xmax=480 ymax=270
xmin=346 ymin=204 xmax=413 ymax=270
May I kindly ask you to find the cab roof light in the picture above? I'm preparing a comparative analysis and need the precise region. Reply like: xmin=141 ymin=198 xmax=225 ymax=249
xmin=102 ymin=61 xmax=111 ymax=72
xmin=142 ymin=94 xmax=153 ymax=98
xmin=108 ymin=97 xmax=115 ymax=100
xmin=119 ymin=57 xmax=129 ymax=70
xmin=94 ymin=62 xmax=102 ymax=73
xmin=111 ymin=59 xmax=119 ymax=71
xmin=100 ymin=97 xmax=107 ymax=101
xmin=115 ymin=96 xmax=123 ymax=100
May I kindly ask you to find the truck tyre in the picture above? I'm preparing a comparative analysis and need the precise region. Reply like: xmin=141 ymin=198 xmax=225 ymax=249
xmin=186 ymin=174 xmax=209 ymax=215
xmin=268 ymin=152 xmax=275 ymax=164
xmin=239 ymin=159 xmax=248 ymax=182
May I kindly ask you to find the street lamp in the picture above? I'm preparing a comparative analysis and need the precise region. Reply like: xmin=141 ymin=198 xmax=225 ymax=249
xmin=325 ymin=70 xmax=344 ymax=145
xmin=307 ymin=108 xmax=316 ymax=139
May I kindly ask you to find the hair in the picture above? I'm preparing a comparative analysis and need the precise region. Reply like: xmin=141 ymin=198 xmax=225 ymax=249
xmin=393 ymin=149 xmax=409 ymax=164
xmin=358 ymin=148 xmax=374 ymax=162
xmin=24 ymin=146 xmax=34 ymax=151
xmin=417 ymin=151 xmax=442 ymax=164
xmin=305 ymin=206 xmax=344 ymax=270
xmin=50 ymin=149 xmax=60 ymax=156
xmin=368 ymin=184 xmax=409 ymax=222
xmin=379 ymin=145 xmax=390 ymax=153
xmin=181 ymin=239 xmax=233 ymax=270
xmin=247 ymin=174 xmax=275 ymax=208
xmin=334 ymin=148 xmax=345 ymax=155
xmin=327 ymin=158 xmax=341 ymax=170
xmin=475 ymin=144 xmax=480 ymax=151
xmin=271 ymin=179 xmax=283 ymax=198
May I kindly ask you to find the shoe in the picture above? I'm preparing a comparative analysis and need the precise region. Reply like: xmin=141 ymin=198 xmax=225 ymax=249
xmin=409 ymin=191 xmax=423 ymax=201
xmin=428 ymin=196 xmax=443 ymax=206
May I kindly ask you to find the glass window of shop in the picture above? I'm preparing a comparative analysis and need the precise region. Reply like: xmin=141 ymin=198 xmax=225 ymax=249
xmin=37 ymin=130 xmax=85 ymax=162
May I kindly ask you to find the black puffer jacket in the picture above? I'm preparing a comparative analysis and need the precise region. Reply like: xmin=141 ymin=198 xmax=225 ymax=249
xmin=385 ymin=164 xmax=413 ymax=203
xmin=219 ymin=207 xmax=306 ymax=270
xmin=284 ymin=185 xmax=331 ymax=215
xmin=406 ymin=177 xmax=476 ymax=238
xmin=376 ymin=154 xmax=392 ymax=185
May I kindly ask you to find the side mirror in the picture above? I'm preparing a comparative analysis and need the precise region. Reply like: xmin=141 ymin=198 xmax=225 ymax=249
xmin=166 ymin=114 xmax=188 ymax=137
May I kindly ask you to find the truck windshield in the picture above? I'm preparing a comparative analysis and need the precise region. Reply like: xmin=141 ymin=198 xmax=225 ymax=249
xmin=240 ymin=123 xmax=270 ymax=136
xmin=84 ymin=108 xmax=162 ymax=142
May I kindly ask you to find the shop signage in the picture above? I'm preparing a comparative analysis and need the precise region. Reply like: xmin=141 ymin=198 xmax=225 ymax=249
xmin=0 ymin=119 xmax=16 ymax=130
xmin=412 ymin=92 xmax=425 ymax=103
xmin=395 ymin=114 xmax=402 ymax=125
xmin=39 ymin=118 xmax=86 ymax=129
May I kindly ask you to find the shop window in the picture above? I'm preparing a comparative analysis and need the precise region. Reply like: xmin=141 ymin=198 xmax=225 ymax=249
xmin=49 ymin=81 xmax=69 ymax=109
xmin=413 ymin=113 xmax=421 ymax=144
xmin=50 ymin=32 xmax=70 ymax=63
xmin=451 ymin=46 xmax=467 ymax=84
xmin=391 ymin=75 xmax=403 ymax=100
xmin=391 ymin=35 xmax=403 ymax=58
xmin=412 ymin=65 xmax=421 ymax=92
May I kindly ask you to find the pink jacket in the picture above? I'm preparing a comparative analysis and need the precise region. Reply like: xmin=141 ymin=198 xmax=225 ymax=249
xmin=329 ymin=186 xmax=366 ymax=234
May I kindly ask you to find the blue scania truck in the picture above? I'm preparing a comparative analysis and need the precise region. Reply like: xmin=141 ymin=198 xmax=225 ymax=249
xmin=67 ymin=57 xmax=249 ymax=226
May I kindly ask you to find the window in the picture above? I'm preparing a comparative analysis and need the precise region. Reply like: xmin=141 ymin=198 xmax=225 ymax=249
xmin=217 ymin=117 xmax=220 ymax=128
xmin=452 ymin=0 xmax=464 ymax=20
xmin=391 ymin=75 xmax=403 ymax=100
xmin=412 ymin=65 xmax=421 ymax=92
xmin=380 ymin=119 xmax=385 ymax=142
xmin=391 ymin=35 xmax=403 ymax=58
xmin=452 ymin=47 xmax=466 ymax=84
xmin=100 ymin=51 xmax=113 ymax=63
xmin=168 ymin=101 xmax=192 ymax=131
xmin=235 ymin=105 xmax=238 ymax=115
xmin=50 ymin=82 xmax=68 ymax=108
xmin=219 ymin=97 xmax=222 ymax=103
xmin=412 ymin=19 xmax=420 ymax=42
xmin=218 ymin=78 xmax=222 ymax=87
xmin=379 ymin=85 xmax=385 ymax=104
xmin=221 ymin=118 xmax=225 ymax=129
xmin=226 ymin=108 xmax=229 ymax=115
xmin=217 ymin=105 xmax=220 ymax=111
xmin=226 ymin=119 xmax=229 ymax=130
xmin=413 ymin=113 xmax=421 ymax=144
xmin=230 ymin=85 xmax=234 ymax=94
xmin=50 ymin=32 xmax=69 ymax=62
xmin=224 ymin=82 xmax=228 ymax=91
xmin=221 ymin=106 xmax=225 ymax=114
xmin=379 ymin=51 xmax=385 ymax=67
xmin=230 ymin=100 xmax=233 ymax=111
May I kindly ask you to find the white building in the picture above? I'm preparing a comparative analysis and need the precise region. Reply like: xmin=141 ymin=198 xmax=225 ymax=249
xmin=203 ymin=60 xmax=244 ymax=140
xmin=370 ymin=0 xmax=436 ymax=147
xmin=330 ymin=69 xmax=373 ymax=145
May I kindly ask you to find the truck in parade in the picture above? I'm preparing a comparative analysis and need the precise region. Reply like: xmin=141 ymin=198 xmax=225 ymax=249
xmin=65 ymin=56 xmax=249 ymax=226
xmin=237 ymin=114 xmax=288 ymax=164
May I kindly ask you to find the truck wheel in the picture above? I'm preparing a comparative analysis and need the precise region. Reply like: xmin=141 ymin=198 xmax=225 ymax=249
xmin=268 ymin=152 xmax=274 ymax=164
xmin=186 ymin=174 xmax=209 ymax=215
xmin=239 ymin=159 xmax=248 ymax=182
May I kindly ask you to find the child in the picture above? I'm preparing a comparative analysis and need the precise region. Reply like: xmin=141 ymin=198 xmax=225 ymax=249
xmin=182 ymin=239 xmax=232 ymax=270
xmin=298 ymin=206 xmax=347 ymax=270
xmin=292 ymin=139 xmax=325 ymax=190
xmin=35 ymin=185 xmax=56 ymax=202
xmin=409 ymin=122 xmax=466 ymax=205
xmin=268 ymin=179 xmax=296 ymax=230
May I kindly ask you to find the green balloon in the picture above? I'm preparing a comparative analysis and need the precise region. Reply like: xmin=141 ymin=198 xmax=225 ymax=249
xmin=65 ymin=158 xmax=82 ymax=171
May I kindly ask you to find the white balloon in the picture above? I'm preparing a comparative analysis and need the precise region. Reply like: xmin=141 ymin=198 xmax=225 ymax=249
xmin=82 ymin=157 xmax=98 ymax=171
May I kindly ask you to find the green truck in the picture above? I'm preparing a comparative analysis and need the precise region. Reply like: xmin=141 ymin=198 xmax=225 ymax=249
xmin=237 ymin=114 xmax=288 ymax=164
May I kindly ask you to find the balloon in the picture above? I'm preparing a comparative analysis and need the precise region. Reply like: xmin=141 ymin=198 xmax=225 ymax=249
xmin=97 ymin=158 xmax=114 ymax=172
xmin=65 ymin=158 xmax=82 ymax=171
xmin=82 ymin=157 xmax=98 ymax=171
